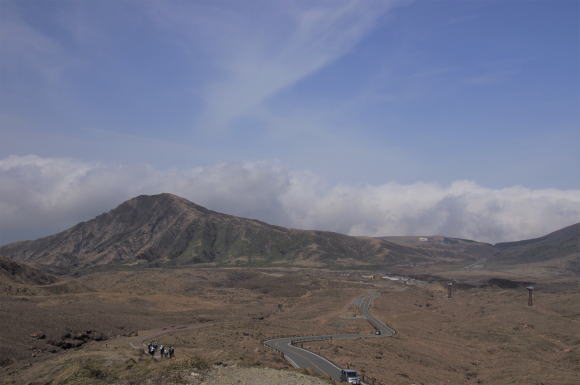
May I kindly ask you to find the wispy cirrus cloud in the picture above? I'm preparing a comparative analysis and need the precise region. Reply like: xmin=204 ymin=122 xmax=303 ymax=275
xmin=1 ymin=155 xmax=579 ymax=246
xmin=146 ymin=0 xmax=399 ymax=129
xmin=0 ymin=3 xmax=68 ymax=93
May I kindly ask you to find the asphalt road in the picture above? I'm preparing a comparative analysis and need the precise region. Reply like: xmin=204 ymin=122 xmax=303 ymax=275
xmin=264 ymin=290 xmax=395 ymax=382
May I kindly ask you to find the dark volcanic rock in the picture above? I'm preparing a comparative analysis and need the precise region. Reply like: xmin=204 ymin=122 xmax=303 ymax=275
xmin=30 ymin=332 xmax=46 ymax=340
xmin=48 ymin=329 xmax=108 ymax=350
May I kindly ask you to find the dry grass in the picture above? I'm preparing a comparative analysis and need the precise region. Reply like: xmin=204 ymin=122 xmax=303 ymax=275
xmin=304 ymin=280 xmax=580 ymax=385
xmin=0 ymin=268 xmax=578 ymax=385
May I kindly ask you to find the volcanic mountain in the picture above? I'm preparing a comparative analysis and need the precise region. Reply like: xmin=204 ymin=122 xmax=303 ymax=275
xmin=491 ymin=223 xmax=580 ymax=274
xmin=382 ymin=224 xmax=580 ymax=275
xmin=378 ymin=236 xmax=497 ymax=261
xmin=494 ymin=223 xmax=580 ymax=262
xmin=0 ymin=193 xmax=429 ymax=272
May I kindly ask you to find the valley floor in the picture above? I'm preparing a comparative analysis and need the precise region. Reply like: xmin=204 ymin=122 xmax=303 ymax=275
xmin=0 ymin=268 xmax=578 ymax=385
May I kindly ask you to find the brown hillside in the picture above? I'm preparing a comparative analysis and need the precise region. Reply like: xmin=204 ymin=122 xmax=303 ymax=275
xmin=495 ymin=223 xmax=580 ymax=261
xmin=0 ymin=256 xmax=56 ymax=285
xmin=0 ymin=193 xmax=427 ymax=272
xmin=383 ymin=224 xmax=580 ymax=277
xmin=492 ymin=223 xmax=580 ymax=275
xmin=379 ymin=235 xmax=497 ymax=261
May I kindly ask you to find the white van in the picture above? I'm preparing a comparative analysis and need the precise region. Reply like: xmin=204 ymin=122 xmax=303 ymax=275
xmin=340 ymin=369 xmax=361 ymax=384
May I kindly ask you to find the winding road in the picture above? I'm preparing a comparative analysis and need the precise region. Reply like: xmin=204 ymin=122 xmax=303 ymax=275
xmin=128 ymin=290 xmax=395 ymax=382
xmin=264 ymin=290 xmax=395 ymax=382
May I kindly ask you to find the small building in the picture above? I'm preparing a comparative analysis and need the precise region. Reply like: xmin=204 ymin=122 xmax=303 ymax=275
xmin=361 ymin=274 xmax=376 ymax=280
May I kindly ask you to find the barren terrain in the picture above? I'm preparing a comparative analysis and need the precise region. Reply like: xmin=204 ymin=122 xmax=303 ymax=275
xmin=0 ymin=267 xmax=578 ymax=385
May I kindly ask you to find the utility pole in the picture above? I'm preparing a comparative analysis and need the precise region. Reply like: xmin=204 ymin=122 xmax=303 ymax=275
xmin=527 ymin=286 xmax=534 ymax=306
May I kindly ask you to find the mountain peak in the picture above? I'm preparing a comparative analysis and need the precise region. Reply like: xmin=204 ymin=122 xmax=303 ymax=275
xmin=128 ymin=192 xmax=190 ymax=204
xmin=0 ymin=193 xmax=425 ymax=272
xmin=3 ymin=193 xmax=576 ymax=274
xmin=0 ymin=194 xmax=216 ymax=271
xmin=119 ymin=193 xmax=209 ymax=213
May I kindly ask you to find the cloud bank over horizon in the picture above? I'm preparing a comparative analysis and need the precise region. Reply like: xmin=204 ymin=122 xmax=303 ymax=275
xmin=1 ymin=154 xmax=579 ymax=246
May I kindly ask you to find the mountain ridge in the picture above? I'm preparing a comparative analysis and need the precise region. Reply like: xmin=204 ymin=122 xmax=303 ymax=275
xmin=493 ymin=222 xmax=580 ymax=264
xmin=0 ymin=193 xmax=429 ymax=272
xmin=0 ymin=193 xmax=578 ymax=274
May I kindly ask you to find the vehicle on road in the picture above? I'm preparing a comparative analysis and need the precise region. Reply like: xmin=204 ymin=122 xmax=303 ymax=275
xmin=340 ymin=369 xmax=361 ymax=384
xmin=375 ymin=330 xmax=381 ymax=335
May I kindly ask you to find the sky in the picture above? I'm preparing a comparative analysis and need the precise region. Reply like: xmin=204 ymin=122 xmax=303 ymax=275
xmin=0 ymin=0 xmax=579 ymax=245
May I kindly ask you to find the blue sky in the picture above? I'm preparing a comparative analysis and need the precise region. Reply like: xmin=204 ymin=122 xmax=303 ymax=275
xmin=0 ymin=0 xmax=579 ymax=244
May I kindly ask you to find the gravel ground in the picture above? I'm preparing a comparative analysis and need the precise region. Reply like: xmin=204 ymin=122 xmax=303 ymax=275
xmin=201 ymin=366 xmax=331 ymax=385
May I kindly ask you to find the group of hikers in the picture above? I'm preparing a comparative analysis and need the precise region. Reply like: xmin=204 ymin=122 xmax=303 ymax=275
xmin=147 ymin=341 xmax=175 ymax=358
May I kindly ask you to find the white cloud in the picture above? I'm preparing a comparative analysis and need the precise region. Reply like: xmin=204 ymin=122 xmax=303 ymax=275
xmin=146 ymin=0 xmax=398 ymax=129
xmin=1 ymin=155 xmax=579 ymax=245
